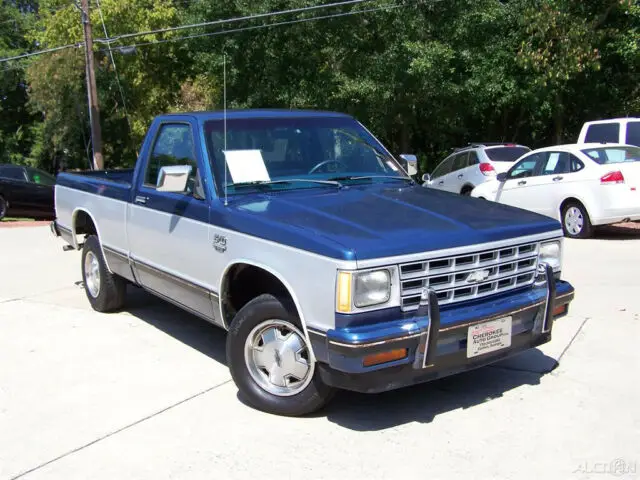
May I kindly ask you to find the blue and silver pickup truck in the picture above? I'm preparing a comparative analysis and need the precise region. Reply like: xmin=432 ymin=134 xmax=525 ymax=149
xmin=51 ymin=109 xmax=574 ymax=416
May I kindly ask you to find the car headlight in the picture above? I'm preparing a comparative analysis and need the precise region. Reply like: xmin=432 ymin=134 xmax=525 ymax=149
xmin=539 ymin=240 xmax=562 ymax=272
xmin=336 ymin=269 xmax=392 ymax=312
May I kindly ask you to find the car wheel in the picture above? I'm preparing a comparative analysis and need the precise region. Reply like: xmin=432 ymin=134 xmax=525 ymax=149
xmin=561 ymin=202 xmax=593 ymax=239
xmin=226 ymin=294 xmax=335 ymax=416
xmin=81 ymin=235 xmax=127 ymax=312
xmin=0 ymin=196 xmax=7 ymax=220
xmin=461 ymin=186 xmax=473 ymax=196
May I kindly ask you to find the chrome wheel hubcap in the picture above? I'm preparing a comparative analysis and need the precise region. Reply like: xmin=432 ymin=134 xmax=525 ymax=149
xmin=84 ymin=251 xmax=101 ymax=298
xmin=244 ymin=320 xmax=313 ymax=397
xmin=564 ymin=207 xmax=584 ymax=235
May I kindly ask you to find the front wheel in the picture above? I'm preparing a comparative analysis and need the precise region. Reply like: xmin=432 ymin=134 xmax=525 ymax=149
xmin=226 ymin=294 xmax=335 ymax=416
xmin=81 ymin=235 xmax=127 ymax=312
xmin=0 ymin=196 xmax=7 ymax=220
xmin=562 ymin=202 xmax=593 ymax=239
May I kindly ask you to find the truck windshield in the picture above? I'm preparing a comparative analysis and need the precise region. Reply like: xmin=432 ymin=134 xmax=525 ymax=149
xmin=203 ymin=116 xmax=408 ymax=193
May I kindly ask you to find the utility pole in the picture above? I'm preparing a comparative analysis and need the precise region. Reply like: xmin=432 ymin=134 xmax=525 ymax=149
xmin=79 ymin=0 xmax=104 ymax=170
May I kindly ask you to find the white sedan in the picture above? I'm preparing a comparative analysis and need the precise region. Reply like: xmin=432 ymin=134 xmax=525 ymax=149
xmin=470 ymin=143 xmax=640 ymax=238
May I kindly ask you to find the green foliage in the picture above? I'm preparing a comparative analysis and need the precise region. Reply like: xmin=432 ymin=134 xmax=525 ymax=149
xmin=0 ymin=0 xmax=638 ymax=173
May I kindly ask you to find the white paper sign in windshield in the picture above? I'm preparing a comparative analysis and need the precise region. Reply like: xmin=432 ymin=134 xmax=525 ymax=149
xmin=224 ymin=149 xmax=271 ymax=184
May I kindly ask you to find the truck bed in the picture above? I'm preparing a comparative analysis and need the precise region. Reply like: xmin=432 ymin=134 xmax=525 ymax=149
xmin=54 ymin=169 xmax=135 ymax=251
xmin=60 ymin=168 xmax=135 ymax=185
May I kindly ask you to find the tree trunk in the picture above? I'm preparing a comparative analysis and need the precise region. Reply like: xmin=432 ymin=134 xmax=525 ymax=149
xmin=554 ymin=91 xmax=563 ymax=144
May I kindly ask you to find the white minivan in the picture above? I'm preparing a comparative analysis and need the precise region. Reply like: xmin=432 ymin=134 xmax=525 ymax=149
xmin=578 ymin=117 xmax=640 ymax=147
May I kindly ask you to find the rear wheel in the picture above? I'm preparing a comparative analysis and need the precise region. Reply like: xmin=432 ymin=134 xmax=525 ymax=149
xmin=226 ymin=294 xmax=335 ymax=416
xmin=81 ymin=235 xmax=127 ymax=312
xmin=561 ymin=202 xmax=593 ymax=239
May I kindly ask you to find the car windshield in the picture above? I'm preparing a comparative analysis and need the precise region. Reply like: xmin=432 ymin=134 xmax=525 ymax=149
xmin=581 ymin=146 xmax=640 ymax=165
xmin=203 ymin=116 xmax=408 ymax=193
xmin=484 ymin=146 xmax=531 ymax=162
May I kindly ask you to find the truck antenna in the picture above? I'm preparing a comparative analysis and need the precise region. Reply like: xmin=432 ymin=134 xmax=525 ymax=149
xmin=223 ymin=52 xmax=228 ymax=206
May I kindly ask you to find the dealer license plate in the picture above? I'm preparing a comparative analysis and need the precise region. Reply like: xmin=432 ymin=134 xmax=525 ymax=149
xmin=466 ymin=316 xmax=512 ymax=358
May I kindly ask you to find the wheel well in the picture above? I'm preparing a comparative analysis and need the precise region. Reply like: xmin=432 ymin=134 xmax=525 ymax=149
xmin=73 ymin=210 xmax=97 ymax=244
xmin=460 ymin=184 xmax=474 ymax=194
xmin=221 ymin=263 xmax=295 ymax=327
xmin=560 ymin=197 xmax=586 ymax=216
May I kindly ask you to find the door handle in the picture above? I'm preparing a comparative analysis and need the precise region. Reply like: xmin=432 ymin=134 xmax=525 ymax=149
xmin=438 ymin=181 xmax=444 ymax=185
xmin=457 ymin=174 xmax=464 ymax=179
xmin=517 ymin=180 xmax=527 ymax=186
xmin=135 ymin=195 xmax=148 ymax=204
xmin=552 ymin=176 xmax=564 ymax=181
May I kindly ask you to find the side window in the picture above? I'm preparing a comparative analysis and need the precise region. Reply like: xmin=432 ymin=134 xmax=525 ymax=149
xmin=570 ymin=154 xmax=585 ymax=172
xmin=144 ymin=123 xmax=202 ymax=196
xmin=585 ymin=123 xmax=619 ymax=143
xmin=540 ymin=152 xmax=570 ymax=175
xmin=625 ymin=121 xmax=640 ymax=147
xmin=452 ymin=152 xmax=468 ymax=172
xmin=0 ymin=166 xmax=26 ymax=181
xmin=432 ymin=156 xmax=454 ymax=179
xmin=26 ymin=168 xmax=56 ymax=186
xmin=467 ymin=151 xmax=480 ymax=167
xmin=508 ymin=154 xmax=543 ymax=179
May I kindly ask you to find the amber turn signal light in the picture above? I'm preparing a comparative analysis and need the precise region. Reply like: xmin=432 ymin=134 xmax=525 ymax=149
xmin=553 ymin=304 xmax=567 ymax=316
xmin=363 ymin=348 xmax=408 ymax=367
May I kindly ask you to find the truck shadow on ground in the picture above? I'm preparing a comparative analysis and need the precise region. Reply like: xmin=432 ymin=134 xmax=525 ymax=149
xmin=120 ymin=285 xmax=558 ymax=431
xmin=322 ymin=348 xmax=554 ymax=431
xmin=123 ymin=286 xmax=228 ymax=366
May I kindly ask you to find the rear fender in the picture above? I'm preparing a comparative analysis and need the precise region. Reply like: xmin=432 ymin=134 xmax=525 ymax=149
xmin=71 ymin=208 xmax=113 ymax=273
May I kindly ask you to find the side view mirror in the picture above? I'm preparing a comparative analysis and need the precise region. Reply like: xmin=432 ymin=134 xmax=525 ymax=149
xmin=422 ymin=173 xmax=431 ymax=183
xmin=400 ymin=154 xmax=418 ymax=176
xmin=157 ymin=165 xmax=192 ymax=192
xmin=496 ymin=172 xmax=508 ymax=182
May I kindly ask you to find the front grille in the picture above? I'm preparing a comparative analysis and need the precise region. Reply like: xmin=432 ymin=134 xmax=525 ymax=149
xmin=399 ymin=241 xmax=540 ymax=312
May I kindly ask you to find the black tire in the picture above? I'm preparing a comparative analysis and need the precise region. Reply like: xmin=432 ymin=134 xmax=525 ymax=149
xmin=461 ymin=186 xmax=473 ymax=196
xmin=81 ymin=235 xmax=126 ymax=312
xmin=226 ymin=294 xmax=335 ymax=416
xmin=561 ymin=201 xmax=593 ymax=239
xmin=0 ymin=196 xmax=7 ymax=220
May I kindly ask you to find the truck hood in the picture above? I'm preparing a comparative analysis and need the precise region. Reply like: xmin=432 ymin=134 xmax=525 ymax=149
xmin=229 ymin=183 xmax=561 ymax=262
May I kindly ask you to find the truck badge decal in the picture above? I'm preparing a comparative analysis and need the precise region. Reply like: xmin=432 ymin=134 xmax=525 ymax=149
xmin=466 ymin=269 xmax=490 ymax=284
xmin=213 ymin=234 xmax=227 ymax=253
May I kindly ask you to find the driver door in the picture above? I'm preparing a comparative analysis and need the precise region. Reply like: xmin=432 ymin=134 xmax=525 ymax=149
xmin=428 ymin=156 xmax=455 ymax=191
xmin=127 ymin=118 xmax=217 ymax=322
xmin=495 ymin=153 xmax=548 ymax=214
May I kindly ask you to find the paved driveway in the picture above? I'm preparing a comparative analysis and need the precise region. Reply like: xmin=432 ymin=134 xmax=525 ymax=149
xmin=1 ymin=225 xmax=639 ymax=479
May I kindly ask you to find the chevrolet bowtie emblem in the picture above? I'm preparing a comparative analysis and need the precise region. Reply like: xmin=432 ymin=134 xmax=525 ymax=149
xmin=466 ymin=270 xmax=490 ymax=284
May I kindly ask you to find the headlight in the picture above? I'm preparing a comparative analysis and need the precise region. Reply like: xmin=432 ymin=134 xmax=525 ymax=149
xmin=354 ymin=270 xmax=391 ymax=308
xmin=336 ymin=269 xmax=392 ymax=312
xmin=539 ymin=240 xmax=562 ymax=272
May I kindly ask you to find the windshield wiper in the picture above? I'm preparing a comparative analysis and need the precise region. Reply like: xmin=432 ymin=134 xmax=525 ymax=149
xmin=229 ymin=178 xmax=344 ymax=189
xmin=328 ymin=175 xmax=415 ymax=185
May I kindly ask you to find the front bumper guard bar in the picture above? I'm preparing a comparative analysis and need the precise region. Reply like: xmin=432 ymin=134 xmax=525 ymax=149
xmin=412 ymin=262 xmax=557 ymax=370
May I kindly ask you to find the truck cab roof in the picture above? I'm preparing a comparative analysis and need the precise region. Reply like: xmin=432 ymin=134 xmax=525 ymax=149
xmin=157 ymin=109 xmax=354 ymax=122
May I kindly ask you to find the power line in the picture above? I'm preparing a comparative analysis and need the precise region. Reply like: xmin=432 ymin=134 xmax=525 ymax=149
xmin=0 ymin=42 xmax=83 ymax=63
xmin=0 ymin=0 xmax=413 ymax=65
xmin=94 ymin=0 xmax=376 ymax=44
xmin=102 ymin=3 xmax=408 ymax=53
xmin=95 ymin=0 xmax=133 ymax=136
xmin=0 ymin=0 xmax=374 ymax=64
